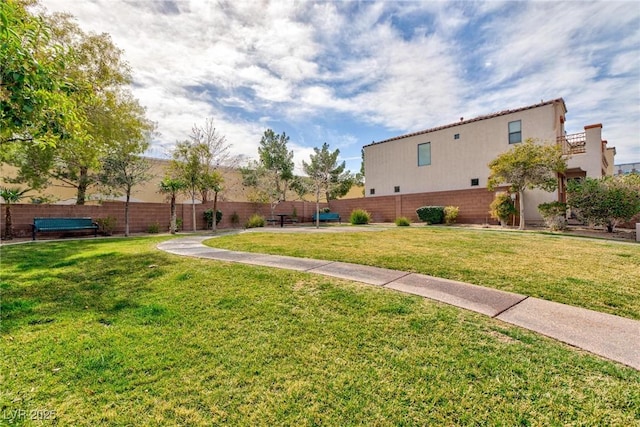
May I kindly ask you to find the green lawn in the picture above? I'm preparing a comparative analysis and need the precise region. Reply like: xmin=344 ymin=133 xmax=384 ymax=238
xmin=205 ymin=226 xmax=640 ymax=320
xmin=1 ymin=236 xmax=639 ymax=425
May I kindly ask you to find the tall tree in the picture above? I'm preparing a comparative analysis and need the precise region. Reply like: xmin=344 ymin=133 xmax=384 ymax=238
xmin=302 ymin=142 xmax=353 ymax=228
xmin=241 ymin=129 xmax=294 ymax=217
xmin=0 ymin=0 xmax=82 ymax=148
xmin=170 ymin=140 xmax=201 ymax=231
xmin=4 ymin=10 xmax=149 ymax=205
xmin=169 ymin=120 xmax=234 ymax=232
xmin=187 ymin=118 xmax=242 ymax=203
xmin=98 ymin=144 xmax=152 ymax=237
xmin=257 ymin=129 xmax=294 ymax=202
xmin=488 ymin=139 xmax=566 ymax=230
xmin=240 ymin=160 xmax=282 ymax=218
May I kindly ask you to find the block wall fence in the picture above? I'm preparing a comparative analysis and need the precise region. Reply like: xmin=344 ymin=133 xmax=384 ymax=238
xmin=2 ymin=187 xmax=515 ymax=240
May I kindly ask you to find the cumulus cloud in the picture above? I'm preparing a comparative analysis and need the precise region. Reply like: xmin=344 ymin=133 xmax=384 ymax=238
xmin=39 ymin=0 xmax=640 ymax=166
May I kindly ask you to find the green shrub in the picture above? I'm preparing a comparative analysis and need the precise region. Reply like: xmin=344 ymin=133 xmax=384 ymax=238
xmin=444 ymin=206 xmax=459 ymax=225
xmin=489 ymin=193 xmax=517 ymax=225
xmin=246 ymin=214 xmax=265 ymax=228
xmin=320 ymin=207 xmax=331 ymax=213
xmin=204 ymin=209 xmax=223 ymax=228
xmin=350 ymin=209 xmax=371 ymax=225
xmin=147 ymin=222 xmax=160 ymax=234
xmin=95 ymin=216 xmax=117 ymax=235
xmin=230 ymin=212 xmax=240 ymax=227
xmin=416 ymin=206 xmax=445 ymax=224
xmin=538 ymin=201 xmax=568 ymax=231
xmin=175 ymin=218 xmax=183 ymax=231
xmin=394 ymin=217 xmax=411 ymax=226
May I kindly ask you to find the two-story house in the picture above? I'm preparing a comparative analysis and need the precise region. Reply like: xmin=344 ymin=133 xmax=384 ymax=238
xmin=363 ymin=98 xmax=615 ymax=224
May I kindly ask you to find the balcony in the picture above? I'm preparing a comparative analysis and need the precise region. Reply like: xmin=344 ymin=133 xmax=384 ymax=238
xmin=557 ymin=132 xmax=586 ymax=155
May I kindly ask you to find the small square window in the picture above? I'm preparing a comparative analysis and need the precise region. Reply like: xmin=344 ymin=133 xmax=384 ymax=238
xmin=370 ymin=188 xmax=375 ymax=195
xmin=509 ymin=120 xmax=522 ymax=144
xmin=471 ymin=178 xmax=479 ymax=186
xmin=454 ymin=133 xmax=460 ymax=140
xmin=394 ymin=186 xmax=400 ymax=193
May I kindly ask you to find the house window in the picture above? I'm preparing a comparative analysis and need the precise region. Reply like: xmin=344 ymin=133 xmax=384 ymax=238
xmin=509 ymin=120 xmax=522 ymax=144
xmin=370 ymin=188 xmax=375 ymax=195
xmin=454 ymin=133 xmax=460 ymax=140
xmin=394 ymin=186 xmax=400 ymax=193
xmin=418 ymin=142 xmax=431 ymax=166
xmin=471 ymin=178 xmax=479 ymax=186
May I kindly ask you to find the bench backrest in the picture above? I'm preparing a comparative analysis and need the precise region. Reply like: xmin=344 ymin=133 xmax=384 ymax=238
xmin=34 ymin=217 xmax=96 ymax=229
xmin=313 ymin=212 xmax=340 ymax=220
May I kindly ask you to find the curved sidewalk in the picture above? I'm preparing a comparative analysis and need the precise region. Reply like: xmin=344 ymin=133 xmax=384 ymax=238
xmin=157 ymin=234 xmax=640 ymax=371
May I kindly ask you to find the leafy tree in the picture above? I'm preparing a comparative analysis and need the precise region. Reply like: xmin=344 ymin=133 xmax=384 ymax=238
xmin=98 ymin=147 xmax=152 ymax=237
xmin=488 ymin=139 xmax=566 ymax=229
xmin=187 ymin=118 xmax=242 ymax=203
xmin=355 ymin=148 xmax=365 ymax=188
xmin=168 ymin=120 xmax=236 ymax=231
xmin=159 ymin=178 xmax=186 ymax=234
xmin=302 ymin=142 xmax=353 ymax=228
xmin=0 ymin=187 xmax=29 ymax=240
xmin=241 ymin=129 xmax=295 ymax=218
xmin=170 ymin=140 xmax=202 ymax=231
xmin=240 ymin=161 xmax=282 ymax=218
xmin=4 ymin=10 xmax=151 ymax=205
xmin=566 ymin=174 xmax=640 ymax=232
xmin=169 ymin=120 xmax=234 ymax=232
xmin=257 ymin=129 xmax=294 ymax=202
xmin=0 ymin=0 xmax=82 ymax=148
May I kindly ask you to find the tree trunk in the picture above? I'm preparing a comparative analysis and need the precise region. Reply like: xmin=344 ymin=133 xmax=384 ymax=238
xmin=315 ymin=187 xmax=320 ymax=229
xmin=124 ymin=191 xmax=130 ymax=237
xmin=76 ymin=166 xmax=89 ymax=205
xmin=212 ymin=191 xmax=218 ymax=232
xmin=518 ymin=190 xmax=525 ymax=230
xmin=170 ymin=195 xmax=177 ymax=234
xmin=4 ymin=206 xmax=13 ymax=240
xmin=191 ymin=194 xmax=197 ymax=232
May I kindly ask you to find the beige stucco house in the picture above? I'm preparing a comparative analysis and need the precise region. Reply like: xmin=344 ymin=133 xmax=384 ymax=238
xmin=364 ymin=98 xmax=615 ymax=224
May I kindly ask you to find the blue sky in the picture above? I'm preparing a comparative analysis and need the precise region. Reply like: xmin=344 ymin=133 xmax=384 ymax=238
xmin=39 ymin=0 xmax=640 ymax=173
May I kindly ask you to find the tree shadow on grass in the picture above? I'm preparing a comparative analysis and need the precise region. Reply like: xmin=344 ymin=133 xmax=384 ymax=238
xmin=0 ymin=240 xmax=178 ymax=333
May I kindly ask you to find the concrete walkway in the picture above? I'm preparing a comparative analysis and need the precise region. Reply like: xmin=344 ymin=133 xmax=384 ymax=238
xmin=157 ymin=234 xmax=640 ymax=371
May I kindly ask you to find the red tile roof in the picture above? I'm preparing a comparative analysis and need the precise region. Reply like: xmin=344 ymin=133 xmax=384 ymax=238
xmin=366 ymin=98 xmax=566 ymax=147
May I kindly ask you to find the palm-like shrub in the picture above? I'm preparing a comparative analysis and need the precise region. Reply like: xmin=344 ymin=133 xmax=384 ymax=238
xmin=1 ymin=187 xmax=28 ymax=240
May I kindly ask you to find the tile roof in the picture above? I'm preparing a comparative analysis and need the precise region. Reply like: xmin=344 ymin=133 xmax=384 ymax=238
xmin=365 ymin=98 xmax=566 ymax=147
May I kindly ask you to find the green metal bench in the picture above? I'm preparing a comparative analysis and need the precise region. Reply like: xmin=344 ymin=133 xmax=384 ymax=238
xmin=32 ymin=217 xmax=99 ymax=240
xmin=312 ymin=212 xmax=341 ymax=223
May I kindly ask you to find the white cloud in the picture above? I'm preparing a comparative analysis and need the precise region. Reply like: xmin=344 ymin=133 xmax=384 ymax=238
xmin=37 ymin=0 xmax=640 ymax=166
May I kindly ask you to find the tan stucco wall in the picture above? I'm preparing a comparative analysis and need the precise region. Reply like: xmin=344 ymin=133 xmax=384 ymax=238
xmin=364 ymin=101 xmax=565 ymax=198
xmin=0 ymin=158 xmax=250 ymax=204
xmin=1 ymin=157 xmax=360 ymax=204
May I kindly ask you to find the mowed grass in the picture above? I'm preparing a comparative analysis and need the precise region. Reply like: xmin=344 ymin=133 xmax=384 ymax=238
xmin=206 ymin=227 xmax=640 ymax=320
xmin=1 ymin=237 xmax=639 ymax=425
